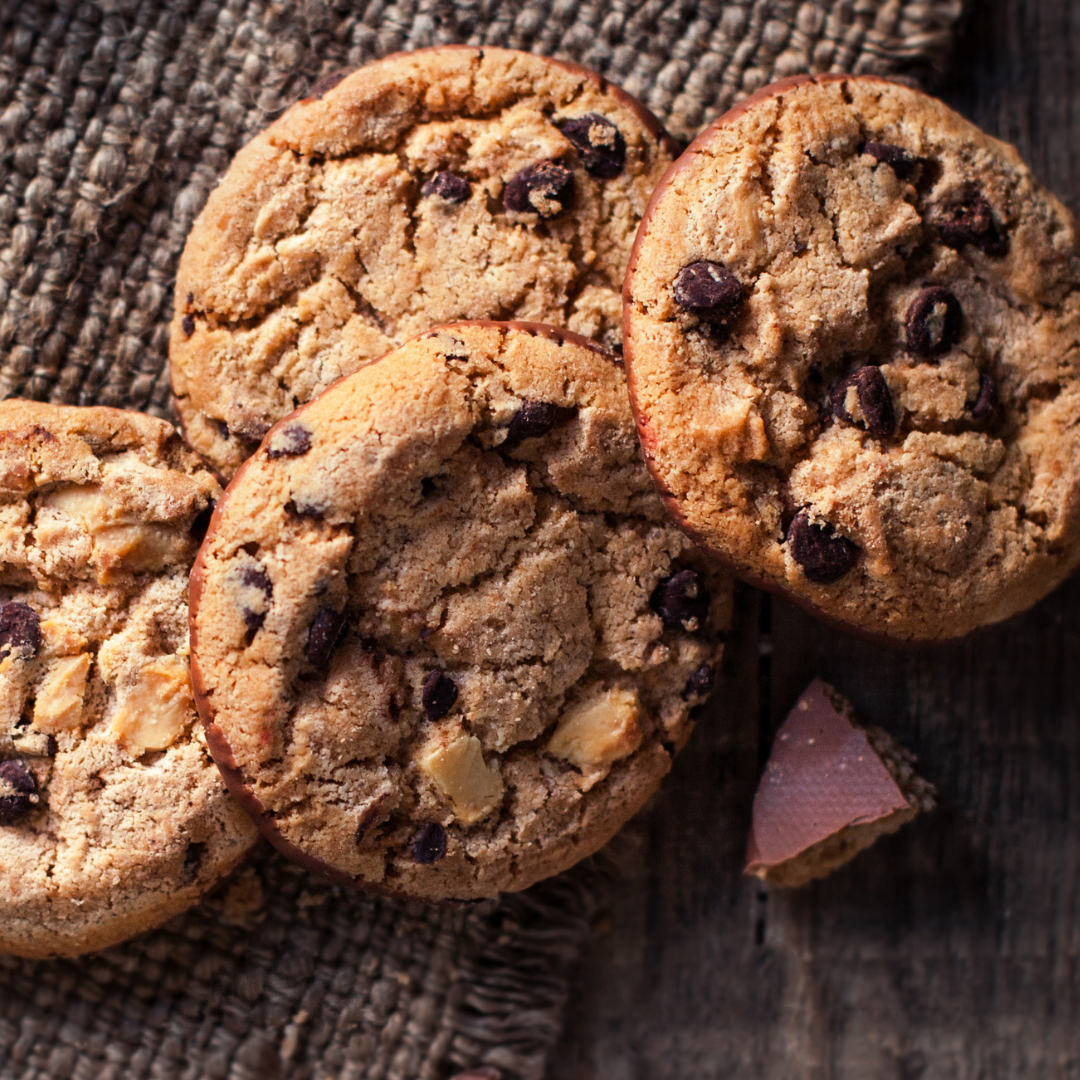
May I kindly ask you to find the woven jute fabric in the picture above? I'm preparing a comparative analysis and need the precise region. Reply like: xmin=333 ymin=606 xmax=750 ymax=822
xmin=0 ymin=1 xmax=960 ymax=1078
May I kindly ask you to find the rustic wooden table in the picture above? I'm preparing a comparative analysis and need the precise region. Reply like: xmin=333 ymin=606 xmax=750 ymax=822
xmin=549 ymin=2 xmax=1080 ymax=1075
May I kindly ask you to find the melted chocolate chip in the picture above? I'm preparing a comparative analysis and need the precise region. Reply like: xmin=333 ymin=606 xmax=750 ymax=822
xmin=650 ymin=570 xmax=710 ymax=633
xmin=0 ymin=759 xmax=37 ymax=825
xmin=786 ymin=512 xmax=857 ymax=584
xmin=266 ymin=424 xmax=312 ymax=459
xmin=183 ymin=841 xmax=204 ymax=877
xmin=940 ymin=195 xmax=1008 ymax=256
xmin=423 ymin=171 xmax=471 ymax=203
xmin=672 ymin=261 xmax=743 ymax=326
xmin=829 ymin=365 xmax=896 ymax=436
xmin=304 ymin=606 xmax=346 ymax=667
xmin=503 ymin=159 xmax=574 ymax=217
xmin=238 ymin=566 xmax=273 ymax=643
xmin=970 ymin=373 xmax=998 ymax=420
xmin=410 ymin=822 xmax=448 ymax=864
xmin=285 ymin=498 xmax=324 ymax=520
xmin=502 ymin=400 xmax=572 ymax=452
xmin=905 ymin=286 xmax=963 ymax=357
xmin=684 ymin=663 xmax=715 ymax=700
xmin=0 ymin=602 xmax=40 ymax=659
xmin=182 ymin=313 xmax=195 ymax=337
xmin=557 ymin=114 xmax=626 ymax=178
xmin=862 ymin=141 xmax=919 ymax=181
xmin=422 ymin=670 xmax=458 ymax=722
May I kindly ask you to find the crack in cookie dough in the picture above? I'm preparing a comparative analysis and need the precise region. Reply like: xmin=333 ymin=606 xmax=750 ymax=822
xmin=191 ymin=323 xmax=732 ymax=901
xmin=0 ymin=402 xmax=257 ymax=958
xmin=171 ymin=47 xmax=678 ymax=477
xmin=624 ymin=75 xmax=1080 ymax=642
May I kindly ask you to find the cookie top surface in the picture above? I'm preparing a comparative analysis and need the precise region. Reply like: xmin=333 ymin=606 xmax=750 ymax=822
xmin=190 ymin=322 xmax=731 ymax=901
xmin=0 ymin=402 xmax=257 ymax=958
xmin=624 ymin=75 xmax=1080 ymax=642
xmin=171 ymin=46 xmax=677 ymax=477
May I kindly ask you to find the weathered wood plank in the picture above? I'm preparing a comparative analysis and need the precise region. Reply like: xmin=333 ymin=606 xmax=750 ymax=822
xmin=549 ymin=1 xmax=1080 ymax=1074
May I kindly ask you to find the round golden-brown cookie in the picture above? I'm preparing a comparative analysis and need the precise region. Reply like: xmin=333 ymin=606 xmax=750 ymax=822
xmin=624 ymin=74 xmax=1080 ymax=643
xmin=171 ymin=46 xmax=678 ymax=477
xmin=0 ymin=402 xmax=258 ymax=958
xmin=190 ymin=322 xmax=731 ymax=901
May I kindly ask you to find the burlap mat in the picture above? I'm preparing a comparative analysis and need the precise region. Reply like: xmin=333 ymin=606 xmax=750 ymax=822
xmin=0 ymin=1 xmax=961 ymax=1077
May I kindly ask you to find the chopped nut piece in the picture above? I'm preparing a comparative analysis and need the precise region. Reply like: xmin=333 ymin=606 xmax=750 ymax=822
xmin=32 ymin=653 xmax=91 ymax=733
xmin=418 ymin=728 xmax=504 ymax=824
xmin=40 ymin=618 xmax=88 ymax=657
xmin=547 ymin=688 xmax=643 ymax=770
xmin=110 ymin=655 xmax=195 ymax=753
xmin=43 ymin=484 xmax=189 ymax=579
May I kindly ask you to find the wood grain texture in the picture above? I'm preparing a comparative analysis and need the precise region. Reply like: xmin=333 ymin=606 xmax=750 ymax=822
xmin=548 ymin=1 xmax=1080 ymax=1074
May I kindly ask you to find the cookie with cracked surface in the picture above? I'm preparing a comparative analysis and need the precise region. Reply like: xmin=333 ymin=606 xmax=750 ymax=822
xmin=190 ymin=322 xmax=731 ymax=901
xmin=170 ymin=46 xmax=678 ymax=477
xmin=624 ymin=74 xmax=1080 ymax=642
xmin=0 ymin=402 xmax=258 ymax=958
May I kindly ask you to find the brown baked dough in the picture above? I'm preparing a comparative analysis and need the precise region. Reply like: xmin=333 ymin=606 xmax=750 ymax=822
xmin=0 ymin=402 xmax=257 ymax=958
xmin=171 ymin=46 xmax=677 ymax=477
xmin=190 ymin=322 xmax=731 ymax=901
xmin=624 ymin=74 xmax=1080 ymax=643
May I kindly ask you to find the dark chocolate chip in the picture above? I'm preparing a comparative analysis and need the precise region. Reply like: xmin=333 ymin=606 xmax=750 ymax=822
xmin=423 ymin=171 xmax=471 ymax=203
xmin=650 ymin=569 xmax=710 ymax=633
xmin=970 ymin=373 xmax=998 ymax=419
xmin=183 ymin=841 xmax=204 ymax=877
xmin=304 ymin=606 xmax=346 ymax=667
xmin=557 ymin=113 xmax=626 ymax=178
xmin=905 ymin=286 xmax=963 ymax=357
xmin=285 ymin=498 xmax=324 ymax=520
xmin=420 ymin=477 xmax=438 ymax=498
xmin=182 ymin=313 xmax=195 ymax=337
xmin=422 ymin=670 xmax=458 ymax=722
xmin=940 ymin=195 xmax=1008 ymax=256
xmin=503 ymin=159 xmax=573 ymax=217
xmin=191 ymin=501 xmax=215 ymax=541
xmin=266 ymin=424 xmax=312 ymax=459
xmin=862 ymin=141 xmax=919 ymax=181
xmin=786 ymin=512 xmax=857 ymax=584
xmin=0 ymin=602 xmax=40 ymax=659
xmin=215 ymin=419 xmax=231 ymax=441
xmin=672 ymin=261 xmax=743 ymax=326
xmin=410 ymin=822 xmax=448 ymax=864
xmin=0 ymin=759 xmax=37 ymax=825
xmin=308 ymin=71 xmax=347 ymax=100
xmin=501 ymin=400 xmax=573 ymax=452
xmin=238 ymin=566 xmax=273 ymax=644
xmin=684 ymin=663 xmax=715 ymax=700
xmin=829 ymin=365 xmax=896 ymax=436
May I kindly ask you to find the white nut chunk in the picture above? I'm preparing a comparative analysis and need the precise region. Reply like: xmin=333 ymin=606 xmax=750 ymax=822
xmin=418 ymin=727 xmax=504 ymax=824
xmin=110 ymin=655 xmax=195 ymax=753
xmin=32 ymin=653 xmax=91 ymax=733
xmin=43 ymin=484 xmax=188 ymax=579
xmin=547 ymin=688 xmax=643 ymax=770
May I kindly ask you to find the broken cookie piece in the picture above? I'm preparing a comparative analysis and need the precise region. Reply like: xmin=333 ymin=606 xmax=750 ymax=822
xmin=745 ymin=679 xmax=935 ymax=888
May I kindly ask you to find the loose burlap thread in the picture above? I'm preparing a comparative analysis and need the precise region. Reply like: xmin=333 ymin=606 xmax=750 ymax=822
xmin=0 ymin=2 xmax=961 ymax=1077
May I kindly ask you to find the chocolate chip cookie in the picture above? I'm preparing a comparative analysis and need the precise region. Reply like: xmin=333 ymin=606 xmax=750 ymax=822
xmin=171 ymin=46 xmax=677 ymax=477
xmin=624 ymin=74 xmax=1080 ymax=642
xmin=190 ymin=323 xmax=731 ymax=901
xmin=0 ymin=402 xmax=258 ymax=958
